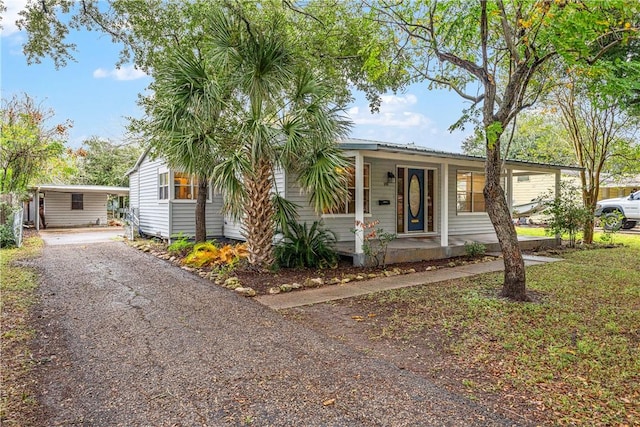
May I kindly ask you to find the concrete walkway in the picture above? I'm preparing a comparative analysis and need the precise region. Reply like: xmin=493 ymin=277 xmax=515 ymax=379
xmin=256 ymin=255 xmax=562 ymax=310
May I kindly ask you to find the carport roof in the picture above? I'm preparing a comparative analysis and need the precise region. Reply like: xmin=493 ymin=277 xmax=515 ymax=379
xmin=32 ymin=184 xmax=129 ymax=195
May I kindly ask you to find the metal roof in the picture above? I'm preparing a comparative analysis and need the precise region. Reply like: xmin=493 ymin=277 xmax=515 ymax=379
xmin=32 ymin=184 xmax=129 ymax=195
xmin=339 ymin=138 xmax=582 ymax=172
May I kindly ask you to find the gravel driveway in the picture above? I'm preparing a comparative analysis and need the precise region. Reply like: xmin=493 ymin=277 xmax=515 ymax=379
xmin=32 ymin=240 xmax=522 ymax=426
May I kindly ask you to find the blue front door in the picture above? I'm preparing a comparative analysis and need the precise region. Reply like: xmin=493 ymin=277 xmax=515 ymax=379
xmin=407 ymin=168 xmax=425 ymax=232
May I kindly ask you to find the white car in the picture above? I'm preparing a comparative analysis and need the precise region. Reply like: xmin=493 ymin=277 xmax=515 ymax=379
xmin=594 ymin=191 xmax=640 ymax=230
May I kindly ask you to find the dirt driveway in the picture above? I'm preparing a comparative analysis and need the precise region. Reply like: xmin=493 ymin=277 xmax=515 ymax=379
xmin=31 ymin=239 xmax=523 ymax=426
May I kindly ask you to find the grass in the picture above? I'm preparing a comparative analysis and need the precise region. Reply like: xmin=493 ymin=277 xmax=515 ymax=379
xmin=359 ymin=234 xmax=640 ymax=425
xmin=0 ymin=236 xmax=43 ymax=425
xmin=516 ymin=225 xmax=639 ymax=248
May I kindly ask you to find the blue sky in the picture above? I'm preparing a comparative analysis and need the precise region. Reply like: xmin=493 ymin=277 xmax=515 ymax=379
xmin=1 ymin=1 xmax=473 ymax=153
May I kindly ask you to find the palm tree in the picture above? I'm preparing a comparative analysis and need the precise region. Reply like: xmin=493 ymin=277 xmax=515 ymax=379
xmin=208 ymin=10 xmax=351 ymax=269
xmin=139 ymin=45 xmax=234 ymax=242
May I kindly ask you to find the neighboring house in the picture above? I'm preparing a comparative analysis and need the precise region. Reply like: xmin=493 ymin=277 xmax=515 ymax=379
xmin=512 ymin=171 xmax=640 ymax=208
xmin=129 ymin=139 xmax=577 ymax=264
xmin=599 ymin=174 xmax=640 ymax=199
xmin=26 ymin=184 xmax=129 ymax=230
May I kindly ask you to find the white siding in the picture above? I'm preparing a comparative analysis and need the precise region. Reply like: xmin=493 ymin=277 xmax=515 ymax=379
xmin=511 ymin=173 xmax=563 ymax=206
xmin=274 ymin=167 xmax=286 ymax=196
xmin=136 ymin=156 xmax=170 ymax=238
xmin=130 ymin=154 xmax=226 ymax=240
xmin=43 ymin=192 xmax=107 ymax=227
xmin=169 ymin=198 xmax=224 ymax=239
xmin=129 ymin=170 xmax=139 ymax=210
xmin=223 ymin=215 xmax=244 ymax=241
xmin=289 ymin=157 xmax=442 ymax=242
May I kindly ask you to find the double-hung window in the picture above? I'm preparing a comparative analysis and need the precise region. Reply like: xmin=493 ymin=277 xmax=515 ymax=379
xmin=158 ymin=172 xmax=169 ymax=200
xmin=456 ymin=171 xmax=486 ymax=213
xmin=326 ymin=162 xmax=370 ymax=214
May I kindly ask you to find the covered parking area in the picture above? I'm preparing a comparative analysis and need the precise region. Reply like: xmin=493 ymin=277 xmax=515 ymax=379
xmin=26 ymin=184 xmax=128 ymax=231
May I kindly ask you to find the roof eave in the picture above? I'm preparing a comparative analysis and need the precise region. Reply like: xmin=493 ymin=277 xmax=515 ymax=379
xmin=338 ymin=139 xmax=582 ymax=172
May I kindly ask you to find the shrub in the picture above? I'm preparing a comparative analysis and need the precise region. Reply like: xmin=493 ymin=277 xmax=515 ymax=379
xmin=539 ymin=183 xmax=591 ymax=248
xmin=464 ymin=241 xmax=486 ymax=258
xmin=0 ymin=224 xmax=16 ymax=249
xmin=353 ymin=220 xmax=396 ymax=268
xmin=275 ymin=220 xmax=338 ymax=269
xmin=183 ymin=241 xmax=248 ymax=268
xmin=167 ymin=233 xmax=195 ymax=256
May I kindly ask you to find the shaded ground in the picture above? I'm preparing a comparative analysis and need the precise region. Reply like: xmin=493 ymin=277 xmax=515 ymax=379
xmin=281 ymin=295 xmax=549 ymax=426
xmin=28 ymin=240 xmax=524 ymax=426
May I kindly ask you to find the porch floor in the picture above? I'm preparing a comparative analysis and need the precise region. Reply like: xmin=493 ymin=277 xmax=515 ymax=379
xmin=335 ymin=233 xmax=558 ymax=265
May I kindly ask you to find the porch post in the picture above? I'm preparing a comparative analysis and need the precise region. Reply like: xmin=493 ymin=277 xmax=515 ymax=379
xmin=354 ymin=152 xmax=365 ymax=264
xmin=440 ymin=163 xmax=449 ymax=247
xmin=506 ymin=168 xmax=513 ymax=215
xmin=35 ymin=190 xmax=40 ymax=231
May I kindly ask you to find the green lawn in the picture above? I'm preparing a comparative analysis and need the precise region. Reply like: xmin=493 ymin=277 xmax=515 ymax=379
xmin=516 ymin=225 xmax=640 ymax=248
xmin=0 ymin=237 xmax=43 ymax=425
xmin=358 ymin=234 xmax=640 ymax=425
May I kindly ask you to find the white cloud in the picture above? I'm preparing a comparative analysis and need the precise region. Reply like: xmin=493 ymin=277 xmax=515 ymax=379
xmin=93 ymin=65 xmax=147 ymax=81
xmin=1 ymin=0 xmax=28 ymax=37
xmin=347 ymin=93 xmax=431 ymax=129
xmin=379 ymin=93 xmax=418 ymax=108
xmin=347 ymin=92 xmax=472 ymax=152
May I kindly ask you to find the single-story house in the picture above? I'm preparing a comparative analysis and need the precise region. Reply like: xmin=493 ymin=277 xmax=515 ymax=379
xmin=26 ymin=184 xmax=129 ymax=230
xmin=128 ymin=138 xmax=579 ymax=265
xmin=126 ymin=151 xmax=227 ymax=240
xmin=512 ymin=171 xmax=640 ymax=211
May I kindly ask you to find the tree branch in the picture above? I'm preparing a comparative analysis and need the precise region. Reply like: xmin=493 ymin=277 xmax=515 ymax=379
xmin=496 ymin=0 xmax=520 ymax=64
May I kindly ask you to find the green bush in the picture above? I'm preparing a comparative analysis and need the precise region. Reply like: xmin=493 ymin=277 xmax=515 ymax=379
xmin=0 ymin=224 xmax=16 ymax=249
xmin=539 ymin=183 xmax=591 ymax=248
xmin=167 ymin=233 xmax=195 ymax=256
xmin=464 ymin=241 xmax=486 ymax=258
xmin=275 ymin=220 xmax=338 ymax=269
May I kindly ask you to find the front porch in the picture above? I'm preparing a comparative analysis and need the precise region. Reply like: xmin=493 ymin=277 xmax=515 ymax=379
xmin=335 ymin=233 xmax=558 ymax=265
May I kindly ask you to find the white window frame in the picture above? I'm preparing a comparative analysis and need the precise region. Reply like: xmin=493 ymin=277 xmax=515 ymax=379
xmin=158 ymin=170 xmax=169 ymax=202
xmin=172 ymin=171 xmax=212 ymax=203
xmin=456 ymin=170 xmax=487 ymax=214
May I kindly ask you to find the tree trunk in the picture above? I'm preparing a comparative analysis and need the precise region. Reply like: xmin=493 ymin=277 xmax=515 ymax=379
xmin=485 ymin=141 xmax=529 ymax=301
xmin=195 ymin=179 xmax=208 ymax=242
xmin=242 ymin=159 xmax=275 ymax=269
xmin=582 ymin=185 xmax=597 ymax=244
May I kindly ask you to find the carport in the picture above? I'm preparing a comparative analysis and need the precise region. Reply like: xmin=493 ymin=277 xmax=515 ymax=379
xmin=28 ymin=184 xmax=129 ymax=231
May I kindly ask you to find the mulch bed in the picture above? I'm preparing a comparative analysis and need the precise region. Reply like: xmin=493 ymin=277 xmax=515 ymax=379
xmin=126 ymin=238 xmax=499 ymax=296
xmin=232 ymin=257 xmax=485 ymax=295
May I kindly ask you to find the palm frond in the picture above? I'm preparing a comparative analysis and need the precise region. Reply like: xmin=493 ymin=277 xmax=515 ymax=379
xmin=297 ymin=145 xmax=350 ymax=214
xmin=272 ymin=193 xmax=300 ymax=233
xmin=213 ymin=150 xmax=249 ymax=220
